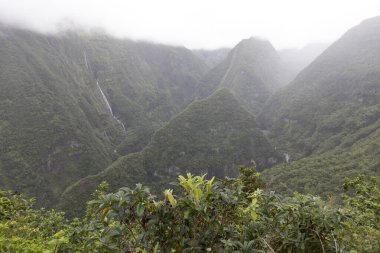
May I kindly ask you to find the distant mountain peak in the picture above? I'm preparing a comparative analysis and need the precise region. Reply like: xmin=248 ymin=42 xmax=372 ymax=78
xmin=211 ymin=37 xmax=291 ymax=114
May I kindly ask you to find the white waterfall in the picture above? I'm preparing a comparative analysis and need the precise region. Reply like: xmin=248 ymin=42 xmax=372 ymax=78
xmin=84 ymin=49 xmax=126 ymax=133
xmin=96 ymin=81 xmax=126 ymax=132
xmin=115 ymin=118 xmax=126 ymax=132
xmin=284 ymin=153 xmax=290 ymax=163
xmin=83 ymin=51 xmax=89 ymax=70
xmin=97 ymin=81 xmax=114 ymax=115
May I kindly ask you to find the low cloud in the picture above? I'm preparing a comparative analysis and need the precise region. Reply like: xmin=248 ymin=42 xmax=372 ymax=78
xmin=0 ymin=0 xmax=379 ymax=49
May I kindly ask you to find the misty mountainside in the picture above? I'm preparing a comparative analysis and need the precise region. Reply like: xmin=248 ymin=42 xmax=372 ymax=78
xmin=0 ymin=26 xmax=123 ymax=207
xmin=74 ymin=33 xmax=209 ymax=154
xmin=279 ymin=43 xmax=329 ymax=80
xmin=260 ymin=16 xmax=380 ymax=195
xmin=196 ymin=38 xmax=292 ymax=115
xmin=192 ymin=48 xmax=230 ymax=69
xmin=0 ymin=25 xmax=210 ymax=206
xmin=260 ymin=16 xmax=380 ymax=156
xmin=60 ymin=89 xmax=280 ymax=216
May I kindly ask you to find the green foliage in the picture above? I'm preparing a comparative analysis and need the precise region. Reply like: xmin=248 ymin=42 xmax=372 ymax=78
xmin=1 ymin=172 xmax=379 ymax=252
xmin=343 ymin=175 xmax=380 ymax=218
xmin=71 ymin=173 xmax=380 ymax=252
xmin=0 ymin=190 xmax=70 ymax=253
xmin=239 ymin=162 xmax=265 ymax=194
xmin=340 ymin=175 xmax=380 ymax=252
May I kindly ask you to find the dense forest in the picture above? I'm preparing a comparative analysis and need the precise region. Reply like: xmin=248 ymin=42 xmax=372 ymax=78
xmin=1 ymin=167 xmax=379 ymax=252
xmin=0 ymin=12 xmax=380 ymax=252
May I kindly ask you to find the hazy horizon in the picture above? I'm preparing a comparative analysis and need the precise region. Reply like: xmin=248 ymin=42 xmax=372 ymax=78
xmin=0 ymin=0 xmax=379 ymax=50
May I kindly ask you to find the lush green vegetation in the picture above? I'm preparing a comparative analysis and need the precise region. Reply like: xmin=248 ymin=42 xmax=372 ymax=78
xmin=0 ymin=27 xmax=293 ymax=213
xmin=2 ymin=17 xmax=380 ymax=250
xmin=258 ymin=16 xmax=380 ymax=198
xmin=0 ymin=27 xmax=124 ymax=208
xmin=260 ymin=16 xmax=380 ymax=158
xmin=0 ymin=26 xmax=209 ymax=208
xmin=60 ymin=90 xmax=279 ymax=216
xmin=1 ymin=168 xmax=379 ymax=252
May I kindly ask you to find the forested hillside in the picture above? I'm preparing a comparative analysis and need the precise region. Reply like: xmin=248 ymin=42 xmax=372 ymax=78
xmin=260 ymin=16 xmax=380 ymax=196
xmin=60 ymin=90 xmax=279 ymax=216
xmin=196 ymin=37 xmax=291 ymax=115
xmin=260 ymin=16 xmax=380 ymax=157
xmin=0 ymin=26 xmax=209 ymax=207
xmin=0 ymin=27 xmax=122 ymax=207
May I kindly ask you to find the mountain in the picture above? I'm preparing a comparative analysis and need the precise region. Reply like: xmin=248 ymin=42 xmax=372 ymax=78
xmin=260 ymin=16 xmax=380 ymax=157
xmin=279 ymin=43 xmax=329 ymax=80
xmin=260 ymin=16 xmax=380 ymax=195
xmin=0 ymin=26 xmax=123 ymax=207
xmin=0 ymin=25 xmax=208 ymax=206
xmin=60 ymin=89 xmax=279 ymax=216
xmin=75 ymin=34 xmax=208 ymax=154
xmin=197 ymin=38 xmax=291 ymax=115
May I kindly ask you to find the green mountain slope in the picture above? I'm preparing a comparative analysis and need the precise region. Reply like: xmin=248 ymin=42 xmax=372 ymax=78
xmin=197 ymin=38 xmax=291 ymax=115
xmin=262 ymin=124 xmax=380 ymax=197
xmin=0 ymin=26 xmax=124 ymax=207
xmin=60 ymin=89 xmax=279 ymax=216
xmin=0 ymin=26 xmax=208 ymax=206
xmin=260 ymin=16 xmax=380 ymax=157
xmin=260 ymin=16 xmax=380 ymax=196
xmin=76 ymin=33 xmax=208 ymax=153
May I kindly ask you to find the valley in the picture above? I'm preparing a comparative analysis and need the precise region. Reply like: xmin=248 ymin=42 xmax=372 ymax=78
xmin=0 ymin=14 xmax=379 ymax=252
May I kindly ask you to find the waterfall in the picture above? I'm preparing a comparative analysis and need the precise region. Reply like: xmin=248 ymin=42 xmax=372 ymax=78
xmin=96 ymin=81 xmax=126 ymax=132
xmin=97 ymin=81 xmax=114 ymax=116
xmin=83 ymin=51 xmax=89 ymax=70
xmin=115 ymin=118 xmax=126 ymax=132
xmin=284 ymin=153 xmax=290 ymax=163
xmin=84 ymin=50 xmax=126 ymax=133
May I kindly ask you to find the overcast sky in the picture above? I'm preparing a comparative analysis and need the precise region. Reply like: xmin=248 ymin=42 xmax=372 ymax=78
xmin=0 ymin=0 xmax=379 ymax=49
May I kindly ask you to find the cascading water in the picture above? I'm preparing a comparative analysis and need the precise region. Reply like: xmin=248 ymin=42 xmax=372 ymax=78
xmin=96 ymin=81 xmax=126 ymax=132
xmin=83 ymin=50 xmax=126 ymax=133
xmin=284 ymin=153 xmax=290 ymax=163
xmin=96 ymin=81 xmax=113 ymax=115
xmin=83 ymin=51 xmax=89 ymax=70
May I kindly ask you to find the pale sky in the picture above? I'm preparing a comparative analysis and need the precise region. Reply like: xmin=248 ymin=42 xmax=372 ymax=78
xmin=0 ymin=0 xmax=379 ymax=49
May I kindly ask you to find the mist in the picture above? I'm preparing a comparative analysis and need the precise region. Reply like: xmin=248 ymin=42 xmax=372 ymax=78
xmin=0 ymin=0 xmax=379 ymax=49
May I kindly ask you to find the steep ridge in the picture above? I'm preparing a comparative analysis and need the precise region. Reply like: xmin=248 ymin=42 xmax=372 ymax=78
xmin=197 ymin=38 xmax=291 ymax=115
xmin=0 ymin=26 xmax=208 ymax=206
xmin=260 ymin=16 xmax=380 ymax=195
xmin=60 ymin=89 xmax=280 ymax=216
xmin=0 ymin=27 xmax=124 ymax=207
xmin=260 ymin=16 xmax=380 ymax=157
